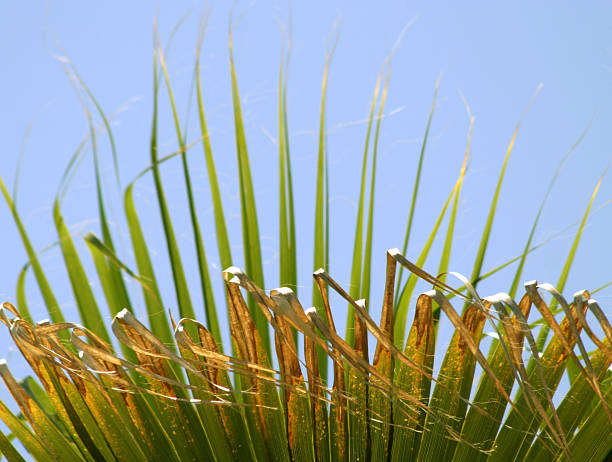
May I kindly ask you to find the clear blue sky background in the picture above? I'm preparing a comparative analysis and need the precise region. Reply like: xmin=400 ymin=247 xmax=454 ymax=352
xmin=1 ymin=1 xmax=611 ymax=420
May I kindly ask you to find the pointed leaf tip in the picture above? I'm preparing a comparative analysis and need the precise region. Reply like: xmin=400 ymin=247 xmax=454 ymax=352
xmin=424 ymin=289 xmax=437 ymax=298
xmin=115 ymin=308 xmax=131 ymax=320
xmin=387 ymin=248 xmax=401 ymax=257
xmin=222 ymin=266 xmax=244 ymax=284
xmin=305 ymin=307 xmax=318 ymax=316
xmin=270 ymin=287 xmax=294 ymax=297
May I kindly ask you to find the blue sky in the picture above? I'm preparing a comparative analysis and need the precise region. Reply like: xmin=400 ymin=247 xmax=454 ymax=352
xmin=1 ymin=1 xmax=611 ymax=406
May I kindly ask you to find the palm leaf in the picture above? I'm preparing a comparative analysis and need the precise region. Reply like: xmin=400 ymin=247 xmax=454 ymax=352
xmin=2 ymin=16 xmax=611 ymax=462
